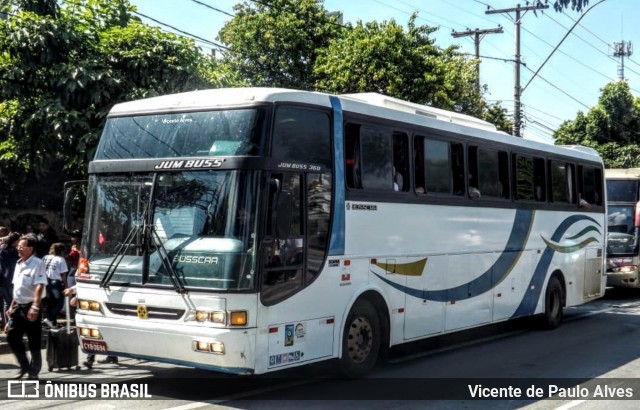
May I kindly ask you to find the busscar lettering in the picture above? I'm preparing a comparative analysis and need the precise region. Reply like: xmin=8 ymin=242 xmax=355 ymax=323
xmin=154 ymin=159 xmax=225 ymax=170
xmin=173 ymin=255 xmax=219 ymax=264
xmin=351 ymin=204 xmax=377 ymax=211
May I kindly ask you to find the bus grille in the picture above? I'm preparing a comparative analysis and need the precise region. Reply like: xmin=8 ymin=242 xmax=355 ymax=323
xmin=104 ymin=302 xmax=186 ymax=320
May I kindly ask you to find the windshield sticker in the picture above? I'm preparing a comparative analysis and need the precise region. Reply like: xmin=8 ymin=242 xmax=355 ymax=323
xmin=154 ymin=159 xmax=225 ymax=170
xmin=276 ymin=161 xmax=322 ymax=172
xmin=284 ymin=324 xmax=294 ymax=346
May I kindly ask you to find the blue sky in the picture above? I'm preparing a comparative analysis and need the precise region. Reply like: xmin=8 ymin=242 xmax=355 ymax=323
xmin=128 ymin=0 xmax=640 ymax=144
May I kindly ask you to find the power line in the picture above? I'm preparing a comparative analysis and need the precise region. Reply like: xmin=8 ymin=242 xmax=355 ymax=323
xmin=189 ymin=0 xmax=234 ymax=17
xmin=132 ymin=10 xmax=228 ymax=51
xmin=521 ymin=64 xmax=591 ymax=110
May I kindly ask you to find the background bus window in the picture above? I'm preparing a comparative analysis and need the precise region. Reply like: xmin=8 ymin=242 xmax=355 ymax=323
xmin=607 ymin=179 xmax=639 ymax=202
xmin=550 ymin=161 xmax=576 ymax=204
xmin=579 ymin=166 xmax=603 ymax=206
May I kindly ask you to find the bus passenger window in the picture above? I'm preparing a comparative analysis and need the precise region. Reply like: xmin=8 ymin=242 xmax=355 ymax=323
xmin=393 ymin=131 xmax=409 ymax=192
xmin=579 ymin=165 xmax=603 ymax=207
xmin=549 ymin=161 xmax=576 ymax=205
xmin=514 ymin=154 xmax=545 ymax=202
xmin=477 ymin=148 xmax=509 ymax=199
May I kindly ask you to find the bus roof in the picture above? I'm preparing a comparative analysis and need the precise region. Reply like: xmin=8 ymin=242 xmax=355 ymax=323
xmin=605 ymin=168 xmax=640 ymax=179
xmin=107 ymin=87 xmax=602 ymax=164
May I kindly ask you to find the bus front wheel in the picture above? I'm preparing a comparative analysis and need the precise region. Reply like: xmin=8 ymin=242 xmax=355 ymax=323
xmin=339 ymin=299 xmax=380 ymax=378
xmin=541 ymin=276 xmax=564 ymax=329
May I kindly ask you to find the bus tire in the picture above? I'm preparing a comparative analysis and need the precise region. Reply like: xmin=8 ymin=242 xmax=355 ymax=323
xmin=541 ymin=276 xmax=563 ymax=329
xmin=339 ymin=299 xmax=380 ymax=378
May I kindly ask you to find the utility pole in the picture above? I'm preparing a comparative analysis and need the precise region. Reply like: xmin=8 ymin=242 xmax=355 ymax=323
xmin=451 ymin=26 xmax=504 ymax=90
xmin=486 ymin=2 xmax=548 ymax=137
xmin=612 ymin=41 xmax=633 ymax=81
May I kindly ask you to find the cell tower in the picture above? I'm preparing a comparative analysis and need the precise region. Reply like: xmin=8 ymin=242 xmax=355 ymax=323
xmin=612 ymin=41 xmax=633 ymax=81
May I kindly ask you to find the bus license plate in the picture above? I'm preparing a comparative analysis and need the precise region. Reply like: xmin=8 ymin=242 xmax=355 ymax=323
xmin=82 ymin=340 xmax=108 ymax=353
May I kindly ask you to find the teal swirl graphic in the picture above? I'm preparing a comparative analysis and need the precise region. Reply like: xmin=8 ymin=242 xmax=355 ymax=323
xmin=513 ymin=214 xmax=602 ymax=317
xmin=540 ymin=224 xmax=601 ymax=253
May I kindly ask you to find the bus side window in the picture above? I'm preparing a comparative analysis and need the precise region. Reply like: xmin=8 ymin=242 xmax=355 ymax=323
xmin=549 ymin=160 xmax=577 ymax=205
xmin=471 ymin=147 xmax=509 ymax=199
xmin=345 ymin=123 xmax=361 ymax=189
xmin=393 ymin=131 xmax=409 ymax=192
xmin=360 ymin=126 xmax=394 ymax=191
xmin=514 ymin=155 xmax=545 ymax=202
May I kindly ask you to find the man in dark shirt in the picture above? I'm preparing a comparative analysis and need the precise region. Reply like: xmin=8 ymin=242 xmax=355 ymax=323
xmin=35 ymin=218 xmax=59 ymax=258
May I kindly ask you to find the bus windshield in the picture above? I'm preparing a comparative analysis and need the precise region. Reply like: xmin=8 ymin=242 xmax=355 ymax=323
xmin=95 ymin=109 xmax=266 ymax=159
xmin=83 ymin=170 xmax=259 ymax=291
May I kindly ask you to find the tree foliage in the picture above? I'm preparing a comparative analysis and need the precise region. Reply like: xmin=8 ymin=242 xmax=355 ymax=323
xmin=554 ymin=81 xmax=640 ymax=167
xmin=217 ymin=0 xmax=341 ymax=89
xmin=313 ymin=15 xmax=485 ymax=116
xmin=552 ymin=0 xmax=589 ymax=12
xmin=0 ymin=0 xmax=216 ymax=209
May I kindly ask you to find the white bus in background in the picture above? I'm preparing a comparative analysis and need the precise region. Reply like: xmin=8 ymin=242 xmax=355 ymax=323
xmin=605 ymin=168 xmax=640 ymax=288
xmin=64 ymin=88 xmax=606 ymax=378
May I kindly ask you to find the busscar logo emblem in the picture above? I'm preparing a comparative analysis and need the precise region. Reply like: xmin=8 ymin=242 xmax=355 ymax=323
xmin=137 ymin=305 xmax=148 ymax=319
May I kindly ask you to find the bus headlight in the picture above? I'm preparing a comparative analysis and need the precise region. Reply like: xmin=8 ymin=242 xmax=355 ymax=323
xmin=229 ymin=311 xmax=247 ymax=326
xmin=78 ymin=299 xmax=102 ymax=312
xmin=79 ymin=327 xmax=102 ymax=339
xmin=620 ymin=265 xmax=638 ymax=273
xmin=209 ymin=342 xmax=225 ymax=354
xmin=192 ymin=340 xmax=225 ymax=354
xmin=195 ymin=311 xmax=209 ymax=322
xmin=210 ymin=311 xmax=225 ymax=324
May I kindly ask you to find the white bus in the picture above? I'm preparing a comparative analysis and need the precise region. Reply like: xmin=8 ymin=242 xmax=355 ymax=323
xmin=605 ymin=168 xmax=640 ymax=288
xmin=64 ymin=88 xmax=606 ymax=377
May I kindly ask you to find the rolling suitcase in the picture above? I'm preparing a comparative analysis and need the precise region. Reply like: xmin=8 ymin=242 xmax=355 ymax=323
xmin=46 ymin=296 xmax=80 ymax=371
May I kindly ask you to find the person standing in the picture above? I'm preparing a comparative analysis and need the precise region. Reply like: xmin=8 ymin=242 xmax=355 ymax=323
xmin=6 ymin=235 xmax=47 ymax=380
xmin=42 ymin=243 xmax=68 ymax=328
xmin=35 ymin=218 xmax=59 ymax=258
xmin=0 ymin=232 xmax=20 ymax=328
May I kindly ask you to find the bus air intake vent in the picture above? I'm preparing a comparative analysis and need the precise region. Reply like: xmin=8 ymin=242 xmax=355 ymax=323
xmin=104 ymin=302 xmax=186 ymax=320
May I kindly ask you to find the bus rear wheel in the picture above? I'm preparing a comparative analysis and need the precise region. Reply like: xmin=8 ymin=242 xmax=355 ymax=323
xmin=339 ymin=299 xmax=380 ymax=378
xmin=541 ymin=276 xmax=564 ymax=329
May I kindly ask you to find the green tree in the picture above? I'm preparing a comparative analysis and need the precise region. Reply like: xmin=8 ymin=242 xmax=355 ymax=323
xmin=554 ymin=81 xmax=640 ymax=167
xmin=218 ymin=0 xmax=341 ymax=89
xmin=313 ymin=15 xmax=484 ymax=115
xmin=0 ymin=0 xmax=215 ymax=209
xmin=482 ymin=102 xmax=513 ymax=134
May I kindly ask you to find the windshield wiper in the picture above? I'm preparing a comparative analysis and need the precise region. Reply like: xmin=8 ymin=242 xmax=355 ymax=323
xmin=148 ymin=227 xmax=187 ymax=294
xmin=100 ymin=223 xmax=142 ymax=288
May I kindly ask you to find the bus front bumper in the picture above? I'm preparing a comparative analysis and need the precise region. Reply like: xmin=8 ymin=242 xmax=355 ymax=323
xmin=606 ymin=269 xmax=640 ymax=288
xmin=75 ymin=314 xmax=256 ymax=374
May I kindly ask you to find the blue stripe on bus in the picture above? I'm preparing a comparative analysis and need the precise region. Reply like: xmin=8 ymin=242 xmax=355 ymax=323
xmin=373 ymin=209 xmax=535 ymax=301
xmin=329 ymin=95 xmax=345 ymax=255
xmin=511 ymin=214 xmax=601 ymax=318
